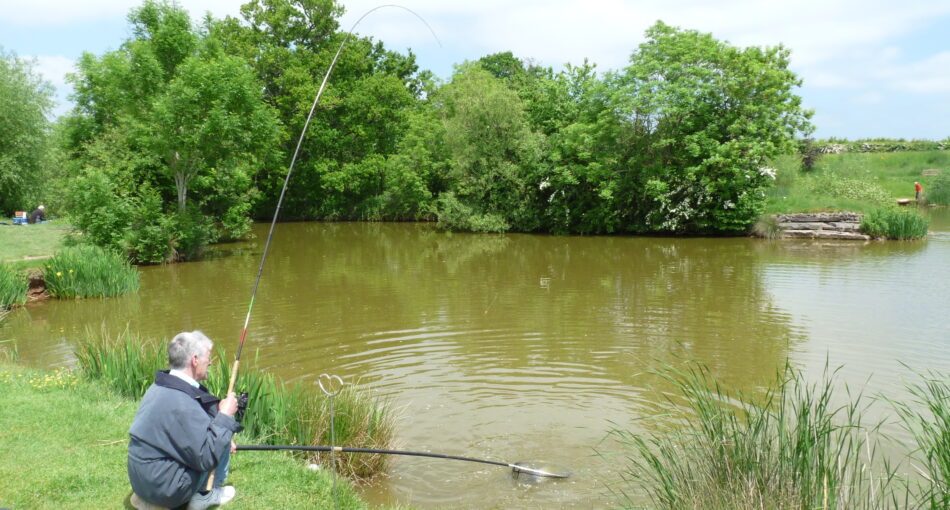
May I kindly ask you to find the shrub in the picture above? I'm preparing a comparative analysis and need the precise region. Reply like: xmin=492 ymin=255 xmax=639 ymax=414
xmin=860 ymin=208 xmax=929 ymax=240
xmin=0 ymin=262 xmax=28 ymax=308
xmin=44 ymin=245 xmax=140 ymax=298
xmin=170 ymin=208 xmax=217 ymax=261
xmin=64 ymin=169 xmax=133 ymax=253
xmin=125 ymin=186 xmax=172 ymax=264
xmin=806 ymin=172 xmax=891 ymax=205
xmin=74 ymin=330 xmax=396 ymax=480
xmin=434 ymin=192 xmax=510 ymax=233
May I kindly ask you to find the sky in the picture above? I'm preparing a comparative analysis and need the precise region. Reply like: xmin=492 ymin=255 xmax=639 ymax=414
xmin=1 ymin=0 xmax=949 ymax=140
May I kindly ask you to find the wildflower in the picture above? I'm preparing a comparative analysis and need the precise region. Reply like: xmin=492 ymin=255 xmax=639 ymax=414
xmin=56 ymin=272 xmax=62 ymax=277
xmin=539 ymin=179 xmax=551 ymax=191
xmin=69 ymin=269 xmax=74 ymax=274
xmin=759 ymin=167 xmax=777 ymax=180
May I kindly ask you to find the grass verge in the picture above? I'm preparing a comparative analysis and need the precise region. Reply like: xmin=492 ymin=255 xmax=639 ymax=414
xmin=0 ymin=361 xmax=392 ymax=509
xmin=75 ymin=329 xmax=397 ymax=480
xmin=0 ymin=220 xmax=71 ymax=270
xmin=765 ymin=151 xmax=950 ymax=214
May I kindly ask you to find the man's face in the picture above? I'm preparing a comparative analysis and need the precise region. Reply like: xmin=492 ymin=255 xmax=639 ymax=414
xmin=194 ymin=348 xmax=213 ymax=382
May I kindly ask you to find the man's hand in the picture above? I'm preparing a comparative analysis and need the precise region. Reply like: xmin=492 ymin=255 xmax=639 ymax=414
xmin=219 ymin=392 xmax=239 ymax=416
xmin=230 ymin=440 xmax=237 ymax=454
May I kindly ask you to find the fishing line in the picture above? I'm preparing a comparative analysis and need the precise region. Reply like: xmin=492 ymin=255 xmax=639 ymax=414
xmin=227 ymin=4 xmax=441 ymax=391
xmin=208 ymin=5 xmax=440 ymax=490
xmin=235 ymin=444 xmax=571 ymax=479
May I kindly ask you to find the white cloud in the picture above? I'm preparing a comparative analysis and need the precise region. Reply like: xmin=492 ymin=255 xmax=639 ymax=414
xmin=0 ymin=0 xmax=244 ymax=25
xmin=887 ymin=51 xmax=950 ymax=93
xmin=851 ymin=91 xmax=884 ymax=105
xmin=34 ymin=55 xmax=75 ymax=89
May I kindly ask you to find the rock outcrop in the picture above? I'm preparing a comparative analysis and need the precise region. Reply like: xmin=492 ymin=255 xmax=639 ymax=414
xmin=772 ymin=212 xmax=870 ymax=240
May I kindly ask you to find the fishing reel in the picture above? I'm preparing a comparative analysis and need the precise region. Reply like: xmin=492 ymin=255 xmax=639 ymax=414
xmin=235 ymin=391 xmax=249 ymax=422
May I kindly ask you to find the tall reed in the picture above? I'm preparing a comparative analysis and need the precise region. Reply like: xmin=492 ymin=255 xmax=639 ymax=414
xmin=44 ymin=245 xmax=140 ymax=298
xmin=74 ymin=329 xmax=396 ymax=480
xmin=860 ymin=208 xmax=929 ymax=240
xmin=605 ymin=362 xmax=899 ymax=509
xmin=0 ymin=262 xmax=28 ymax=307
xmin=889 ymin=370 xmax=950 ymax=509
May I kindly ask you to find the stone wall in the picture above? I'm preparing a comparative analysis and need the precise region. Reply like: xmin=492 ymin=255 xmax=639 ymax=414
xmin=773 ymin=212 xmax=870 ymax=240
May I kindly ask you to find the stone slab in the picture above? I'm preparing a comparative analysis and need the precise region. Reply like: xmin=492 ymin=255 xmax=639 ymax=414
xmin=778 ymin=222 xmax=833 ymax=230
xmin=782 ymin=230 xmax=817 ymax=238
xmin=775 ymin=212 xmax=863 ymax=223
xmin=814 ymin=231 xmax=871 ymax=240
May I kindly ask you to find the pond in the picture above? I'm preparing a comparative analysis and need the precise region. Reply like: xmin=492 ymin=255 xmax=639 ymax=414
xmin=4 ymin=208 xmax=950 ymax=508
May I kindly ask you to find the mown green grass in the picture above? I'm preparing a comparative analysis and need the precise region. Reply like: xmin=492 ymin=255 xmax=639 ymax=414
xmin=0 ymin=361 xmax=399 ymax=509
xmin=44 ymin=245 xmax=140 ymax=298
xmin=0 ymin=219 xmax=71 ymax=270
xmin=75 ymin=329 xmax=397 ymax=480
xmin=765 ymin=151 xmax=950 ymax=214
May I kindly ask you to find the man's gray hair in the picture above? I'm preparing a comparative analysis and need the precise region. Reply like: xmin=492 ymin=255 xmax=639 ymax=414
xmin=168 ymin=330 xmax=213 ymax=370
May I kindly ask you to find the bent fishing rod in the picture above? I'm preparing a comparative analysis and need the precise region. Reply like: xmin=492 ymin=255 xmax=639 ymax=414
xmin=223 ymin=4 xmax=439 ymax=397
xmin=208 ymin=4 xmax=439 ymax=490
xmin=236 ymin=444 xmax=570 ymax=478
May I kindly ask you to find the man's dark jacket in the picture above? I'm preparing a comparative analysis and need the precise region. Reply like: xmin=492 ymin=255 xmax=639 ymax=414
xmin=127 ymin=370 xmax=243 ymax=508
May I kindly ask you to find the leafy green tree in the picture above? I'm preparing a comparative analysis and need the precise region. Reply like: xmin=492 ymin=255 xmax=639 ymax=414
xmin=210 ymin=0 xmax=426 ymax=220
xmin=615 ymin=21 xmax=813 ymax=233
xmin=0 ymin=48 xmax=54 ymax=213
xmin=435 ymin=63 xmax=545 ymax=232
xmin=151 ymin=50 xmax=281 ymax=225
xmin=63 ymin=0 xmax=282 ymax=260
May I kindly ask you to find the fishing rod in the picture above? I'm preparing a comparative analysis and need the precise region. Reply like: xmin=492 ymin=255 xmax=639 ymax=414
xmin=208 ymin=5 xmax=440 ymax=490
xmin=236 ymin=444 xmax=571 ymax=479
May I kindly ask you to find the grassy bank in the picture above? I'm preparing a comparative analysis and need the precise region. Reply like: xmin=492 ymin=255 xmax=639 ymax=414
xmin=0 ymin=220 xmax=71 ymax=270
xmin=0 ymin=361 xmax=395 ymax=509
xmin=765 ymin=151 xmax=950 ymax=214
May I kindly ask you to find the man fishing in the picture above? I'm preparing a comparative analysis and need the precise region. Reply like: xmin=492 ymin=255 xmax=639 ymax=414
xmin=128 ymin=331 xmax=242 ymax=510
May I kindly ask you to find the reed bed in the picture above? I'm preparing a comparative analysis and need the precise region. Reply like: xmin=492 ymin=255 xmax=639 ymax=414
xmin=74 ymin=329 xmax=396 ymax=480
xmin=860 ymin=208 xmax=930 ymax=240
xmin=606 ymin=362 xmax=902 ymax=510
xmin=44 ymin=245 xmax=140 ymax=298
xmin=0 ymin=262 xmax=28 ymax=308
xmin=889 ymin=370 xmax=950 ymax=509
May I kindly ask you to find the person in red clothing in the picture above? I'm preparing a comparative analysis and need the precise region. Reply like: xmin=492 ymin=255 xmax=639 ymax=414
xmin=915 ymin=182 xmax=923 ymax=201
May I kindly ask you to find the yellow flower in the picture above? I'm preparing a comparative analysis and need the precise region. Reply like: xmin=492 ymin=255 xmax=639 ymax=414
xmin=69 ymin=269 xmax=74 ymax=273
xmin=56 ymin=272 xmax=63 ymax=277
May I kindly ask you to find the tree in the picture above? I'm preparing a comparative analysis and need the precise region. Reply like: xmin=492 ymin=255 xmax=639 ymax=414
xmin=435 ymin=63 xmax=544 ymax=232
xmin=210 ymin=0 xmax=426 ymax=220
xmin=615 ymin=21 xmax=813 ymax=233
xmin=62 ymin=0 xmax=282 ymax=261
xmin=151 ymin=50 xmax=281 ymax=219
xmin=0 ymin=47 xmax=54 ymax=213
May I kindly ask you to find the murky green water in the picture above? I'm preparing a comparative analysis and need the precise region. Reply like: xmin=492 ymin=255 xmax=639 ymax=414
xmin=4 ymin=209 xmax=950 ymax=508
